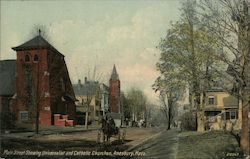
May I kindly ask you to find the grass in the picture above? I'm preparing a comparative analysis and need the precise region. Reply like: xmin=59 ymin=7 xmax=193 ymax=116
xmin=177 ymin=131 xmax=244 ymax=159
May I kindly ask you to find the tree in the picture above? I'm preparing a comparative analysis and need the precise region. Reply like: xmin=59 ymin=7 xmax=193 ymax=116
xmin=76 ymin=66 xmax=103 ymax=129
xmin=122 ymin=94 xmax=131 ymax=120
xmin=159 ymin=89 xmax=178 ymax=130
xmin=153 ymin=72 xmax=184 ymax=130
xmin=155 ymin=0 xmax=221 ymax=132
xmin=81 ymin=80 xmax=99 ymax=129
xmin=126 ymin=88 xmax=147 ymax=123
xmin=199 ymin=0 xmax=250 ymax=155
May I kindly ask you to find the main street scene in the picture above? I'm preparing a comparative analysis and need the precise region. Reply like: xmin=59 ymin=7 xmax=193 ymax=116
xmin=0 ymin=0 xmax=249 ymax=159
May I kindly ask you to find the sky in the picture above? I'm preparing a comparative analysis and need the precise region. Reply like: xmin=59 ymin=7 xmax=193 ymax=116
xmin=0 ymin=0 xmax=181 ymax=104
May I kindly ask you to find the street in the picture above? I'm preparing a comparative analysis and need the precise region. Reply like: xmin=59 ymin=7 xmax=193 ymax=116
xmin=0 ymin=127 xmax=163 ymax=159
xmin=128 ymin=129 xmax=179 ymax=159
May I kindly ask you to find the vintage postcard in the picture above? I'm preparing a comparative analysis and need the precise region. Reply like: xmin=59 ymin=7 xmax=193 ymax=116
xmin=0 ymin=0 xmax=249 ymax=158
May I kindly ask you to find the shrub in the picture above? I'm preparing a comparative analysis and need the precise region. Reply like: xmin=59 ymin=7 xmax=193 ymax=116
xmin=180 ymin=111 xmax=196 ymax=131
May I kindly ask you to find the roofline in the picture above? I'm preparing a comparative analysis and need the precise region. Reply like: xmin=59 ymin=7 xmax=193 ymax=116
xmin=206 ymin=90 xmax=228 ymax=93
xmin=12 ymin=46 xmax=65 ymax=57
xmin=0 ymin=59 xmax=16 ymax=62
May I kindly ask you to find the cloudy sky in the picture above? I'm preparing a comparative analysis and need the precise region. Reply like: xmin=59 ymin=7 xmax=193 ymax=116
xmin=1 ymin=0 xmax=181 ymax=104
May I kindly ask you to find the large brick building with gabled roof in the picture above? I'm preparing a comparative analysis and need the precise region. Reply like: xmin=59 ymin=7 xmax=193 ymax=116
xmin=11 ymin=33 xmax=76 ymax=127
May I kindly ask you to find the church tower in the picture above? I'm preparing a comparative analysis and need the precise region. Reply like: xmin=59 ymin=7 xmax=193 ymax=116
xmin=12 ymin=31 xmax=76 ymax=127
xmin=109 ymin=65 xmax=120 ymax=113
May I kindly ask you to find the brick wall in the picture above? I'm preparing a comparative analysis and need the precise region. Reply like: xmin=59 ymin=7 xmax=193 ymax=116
xmin=109 ymin=80 xmax=120 ymax=113
xmin=15 ymin=49 xmax=51 ymax=125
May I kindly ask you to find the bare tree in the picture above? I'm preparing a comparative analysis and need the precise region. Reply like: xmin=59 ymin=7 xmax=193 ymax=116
xmin=126 ymin=88 xmax=147 ymax=124
xmin=158 ymin=90 xmax=178 ymax=130
xmin=199 ymin=0 xmax=249 ymax=155
xmin=77 ymin=66 xmax=103 ymax=130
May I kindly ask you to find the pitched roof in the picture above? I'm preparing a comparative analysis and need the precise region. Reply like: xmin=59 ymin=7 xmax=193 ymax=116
xmin=0 ymin=60 xmax=16 ymax=96
xmin=12 ymin=35 xmax=64 ymax=56
xmin=100 ymin=83 xmax=109 ymax=93
xmin=110 ymin=64 xmax=119 ymax=80
xmin=73 ymin=81 xmax=99 ymax=96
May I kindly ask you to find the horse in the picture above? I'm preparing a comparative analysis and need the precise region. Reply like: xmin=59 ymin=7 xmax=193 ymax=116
xmin=99 ymin=117 xmax=119 ymax=143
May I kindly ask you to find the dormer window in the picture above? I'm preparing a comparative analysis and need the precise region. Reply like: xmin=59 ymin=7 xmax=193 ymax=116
xmin=25 ymin=55 xmax=30 ymax=62
xmin=34 ymin=54 xmax=39 ymax=62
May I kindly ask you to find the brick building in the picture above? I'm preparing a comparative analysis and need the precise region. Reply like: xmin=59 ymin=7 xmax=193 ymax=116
xmin=11 ymin=33 xmax=76 ymax=127
xmin=108 ymin=65 xmax=122 ymax=127
xmin=109 ymin=65 xmax=120 ymax=113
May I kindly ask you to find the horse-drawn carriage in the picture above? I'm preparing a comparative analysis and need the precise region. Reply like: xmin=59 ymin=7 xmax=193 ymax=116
xmin=97 ymin=115 xmax=126 ymax=143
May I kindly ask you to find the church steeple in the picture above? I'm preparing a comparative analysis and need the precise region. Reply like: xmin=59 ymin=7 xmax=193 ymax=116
xmin=109 ymin=64 xmax=120 ymax=113
xmin=110 ymin=64 xmax=119 ymax=80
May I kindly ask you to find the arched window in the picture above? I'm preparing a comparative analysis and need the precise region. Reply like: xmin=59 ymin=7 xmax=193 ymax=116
xmin=24 ymin=55 xmax=30 ymax=62
xmin=34 ymin=54 xmax=39 ymax=62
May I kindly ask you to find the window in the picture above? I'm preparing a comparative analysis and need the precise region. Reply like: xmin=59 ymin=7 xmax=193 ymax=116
xmin=231 ymin=111 xmax=236 ymax=119
xmin=25 ymin=55 xmax=30 ymax=62
xmin=34 ymin=54 xmax=39 ymax=62
xmin=208 ymin=96 xmax=215 ymax=105
xmin=20 ymin=111 xmax=28 ymax=121
xmin=225 ymin=110 xmax=238 ymax=120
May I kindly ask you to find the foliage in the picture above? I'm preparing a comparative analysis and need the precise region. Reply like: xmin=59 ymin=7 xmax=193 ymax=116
xmin=199 ymin=0 xmax=250 ymax=97
xmin=154 ymin=0 xmax=223 ymax=132
xmin=199 ymin=0 xmax=250 ymax=154
xmin=180 ymin=111 xmax=197 ymax=131
xmin=122 ymin=94 xmax=131 ymax=119
xmin=125 ymin=88 xmax=147 ymax=121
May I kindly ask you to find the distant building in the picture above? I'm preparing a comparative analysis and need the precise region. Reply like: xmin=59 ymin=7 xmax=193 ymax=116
xmin=0 ymin=60 xmax=16 ymax=130
xmin=204 ymin=88 xmax=240 ymax=130
xmin=109 ymin=65 xmax=120 ymax=113
xmin=100 ymin=83 xmax=109 ymax=116
xmin=108 ymin=65 xmax=122 ymax=127
xmin=73 ymin=77 xmax=101 ymax=124
xmin=11 ymin=34 xmax=76 ymax=128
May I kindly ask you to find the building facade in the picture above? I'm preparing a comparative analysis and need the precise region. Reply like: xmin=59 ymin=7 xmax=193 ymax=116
xmin=100 ymin=83 xmax=109 ymax=116
xmin=204 ymin=88 xmax=240 ymax=130
xmin=11 ymin=34 xmax=76 ymax=127
xmin=108 ymin=65 xmax=122 ymax=127
xmin=0 ymin=60 xmax=16 ymax=131
xmin=109 ymin=65 xmax=120 ymax=113
xmin=73 ymin=77 xmax=101 ymax=124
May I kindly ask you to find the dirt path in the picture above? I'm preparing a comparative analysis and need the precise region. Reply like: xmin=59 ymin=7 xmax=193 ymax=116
xmin=1 ymin=127 xmax=163 ymax=153
xmin=130 ymin=129 xmax=179 ymax=159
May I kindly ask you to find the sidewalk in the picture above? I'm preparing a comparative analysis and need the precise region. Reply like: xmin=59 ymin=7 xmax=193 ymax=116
xmin=126 ymin=129 xmax=165 ymax=151
xmin=0 ymin=125 xmax=100 ymax=138
xmin=127 ymin=128 xmax=179 ymax=159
